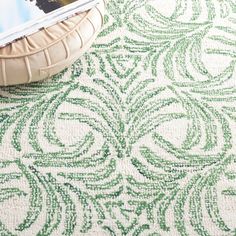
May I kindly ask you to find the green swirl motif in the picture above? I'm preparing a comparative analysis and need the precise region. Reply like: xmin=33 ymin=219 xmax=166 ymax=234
xmin=0 ymin=0 xmax=236 ymax=235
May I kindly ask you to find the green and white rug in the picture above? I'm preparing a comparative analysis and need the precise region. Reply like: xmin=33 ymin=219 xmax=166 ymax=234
xmin=0 ymin=0 xmax=236 ymax=235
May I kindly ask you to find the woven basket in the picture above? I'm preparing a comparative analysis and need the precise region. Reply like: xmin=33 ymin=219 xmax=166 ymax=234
xmin=0 ymin=0 xmax=105 ymax=86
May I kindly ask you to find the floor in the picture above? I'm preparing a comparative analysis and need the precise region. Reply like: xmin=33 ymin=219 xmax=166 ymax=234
xmin=0 ymin=0 xmax=236 ymax=235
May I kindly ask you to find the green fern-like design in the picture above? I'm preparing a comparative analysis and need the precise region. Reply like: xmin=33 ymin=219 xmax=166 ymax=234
xmin=0 ymin=0 xmax=236 ymax=235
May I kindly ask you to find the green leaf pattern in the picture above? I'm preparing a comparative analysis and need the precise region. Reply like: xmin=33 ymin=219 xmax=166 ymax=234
xmin=0 ymin=0 xmax=236 ymax=235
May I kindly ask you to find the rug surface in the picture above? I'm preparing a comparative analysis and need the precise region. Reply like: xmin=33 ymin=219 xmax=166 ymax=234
xmin=0 ymin=0 xmax=236 ymax=235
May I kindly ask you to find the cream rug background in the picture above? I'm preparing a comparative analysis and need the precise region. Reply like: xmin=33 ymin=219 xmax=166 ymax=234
xmin=0 ymin=0 xmax=236 ymax=235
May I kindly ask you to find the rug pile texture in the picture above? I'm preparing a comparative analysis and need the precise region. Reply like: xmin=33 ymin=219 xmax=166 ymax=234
xmin=0 ymin=0 xmax=236 ymax=235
